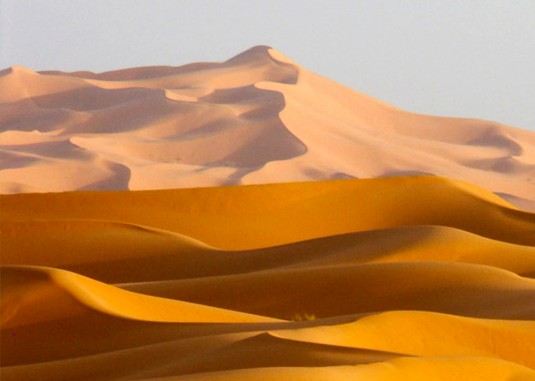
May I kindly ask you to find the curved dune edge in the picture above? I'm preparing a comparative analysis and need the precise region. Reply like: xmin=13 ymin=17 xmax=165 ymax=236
xmin=131 ymin=358 xmax=535 ymax=381
xmin=4 ymin=352 xmax=534 ymax=381
xmin=1 ymin=329 xmax=400 ymax=376
xmin=2 ymin=46 xmax=535 ymax=213
xmin=270 ymin=311 xmax=535 ymax=369
xmin=3 ymin=285 xmax=535 ymax=375
xmin=122 ymin=261 xmax=535 ymax=320
xmin=2 ymin=221 xmax=535 ymax=283
xmin=3 ymin=45 xmax=535 ymax=380
xmin=2 ymin=176 xmax=535 ymax=378
xmin=9 ymin=356 xmax=520 ymax=381
xmin=0 ymin=266 xmax=281 ymax=329
xmin=2 ymin=176 xmax=534 ymax=249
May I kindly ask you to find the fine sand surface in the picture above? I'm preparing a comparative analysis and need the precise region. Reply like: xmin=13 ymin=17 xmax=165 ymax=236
xmin=2 ymin=46 xmax=535 ymax=380
xmin=1 ymin=46 xmax=534 ymax=212
xmin=2 ymin=176 xmax=535 ymax=380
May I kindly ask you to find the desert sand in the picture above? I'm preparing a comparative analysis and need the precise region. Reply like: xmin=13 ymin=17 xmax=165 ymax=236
xmin=1 ymin=47 xmax=535 ymax=380
xmin=2 ymin=175 xmax=535 ymax=380
xmin=1 ymin=46 xmax=534 ymax=211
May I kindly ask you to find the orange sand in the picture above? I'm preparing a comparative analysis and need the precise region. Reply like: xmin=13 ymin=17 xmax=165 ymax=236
xmin=2 ymin=176 xmax=535 ymax=380
xmin=2 ymin=47 xmax=535 ymax=380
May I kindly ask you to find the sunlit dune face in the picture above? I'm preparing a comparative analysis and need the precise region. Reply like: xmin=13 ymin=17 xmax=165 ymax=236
xmin=2 ymin=175 xmax=535 ymax=379
xmin=1 ymin=46 xmax=534 ymax=211
xmin=2 ymin=47 xmax=535 ymax=380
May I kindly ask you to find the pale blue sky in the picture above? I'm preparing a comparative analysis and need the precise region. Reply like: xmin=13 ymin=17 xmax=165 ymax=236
xmin=1 ymin=0 xmax=534 ymax=131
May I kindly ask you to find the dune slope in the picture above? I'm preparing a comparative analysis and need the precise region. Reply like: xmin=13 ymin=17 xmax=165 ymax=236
xmin=2 ymin=46 xmax=535 ymax=380
xmin=2 ymin=176 xmax=535 ymax=380
xmin=1 ymin=46 xmax=534 ymax=211
xmin=2 ymin=176 xmax=534 ymax=248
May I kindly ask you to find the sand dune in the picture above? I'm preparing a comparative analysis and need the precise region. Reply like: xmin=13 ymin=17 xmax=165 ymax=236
xmin=4 ymin=176 xmax=535 ymax=249
xmin=271 ymin=311 xmax=535 ymax=368
xmin=122 ymin=261 xmax=535 ymax=320
xmin=2 ymin=46 xmax=535 ymax=380
xmin=132 ymin=359 xmax=535 ymax=381
xmin=1 ymin=266 xmax=279 ymax=329
xmin=2 ymin=176 xmax=535 ymax=379
xmin=3 ymin=222 xmax=535 ymax=283
xmin=1 ymin=46 xmax=534 ymax=211
xmin=2 ymin=176 xmax=534 ymax=248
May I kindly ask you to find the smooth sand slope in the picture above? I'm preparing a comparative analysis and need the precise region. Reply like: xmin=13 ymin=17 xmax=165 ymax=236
xmin=4 ymin=222 xmax=535 ymax=282
xmin=2 ymin=176 xmax=535 ymax=380
xmin=1 ymin=46 xmax=534 ymax=211
xmin=2 ymin=176 xmax=534 ymax=248
xmin=2 ymin=46 xmax=535 ymax=380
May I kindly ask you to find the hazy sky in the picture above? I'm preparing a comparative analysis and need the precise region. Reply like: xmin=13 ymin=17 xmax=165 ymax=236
xmin=1 ymin=0 xmax=534 ymax=131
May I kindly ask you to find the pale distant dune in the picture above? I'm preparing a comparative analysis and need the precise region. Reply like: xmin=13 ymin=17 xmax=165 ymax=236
xmin=2 ymin=47 xmax=535 ymax=380
xmin=1 ymin=46 xmax=534 ymax=211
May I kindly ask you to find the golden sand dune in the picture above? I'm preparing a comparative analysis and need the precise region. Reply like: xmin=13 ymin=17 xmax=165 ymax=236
xmin=2 ymin=176 xmax=534 ymax=249
xmin=271 ymin=311 xmax=535 ymax=368
xmin=2 ymin=176 xmax=535 ymax=379
xmin=2 ymin=46 xmax=535 ymax=379
xmin=2 ymin=264 xmax=534 ymax=376
xmin=2 ymin=332 xmax=397 ymax=380
xmin=134 ymin=358 xmax=535 ymax=381
xmin=1 ymin=266 xmax=278 ymax=329
xmin=1 ymin=46 xmax=534 ymax=211
xmin=3 ymin=221 xmax=535 ymax=283
xmin=122 ymin=261 xmax=535 ymax=320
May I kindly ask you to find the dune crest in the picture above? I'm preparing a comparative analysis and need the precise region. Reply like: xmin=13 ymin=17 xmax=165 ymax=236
xmin=2 ymin=46 xmax=535 ymax=380
xmin=1 ymin=46 xmax=534 ymax=211
xmin=2 ymin=176 xmax=533 ymax=248
xmin=0 ymin=176 xmax=535 ymax=380
xmin=1 ymin=266 xmax=279 ymax=329
xmin=2 ymin=176 xmax=535 ymax=379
